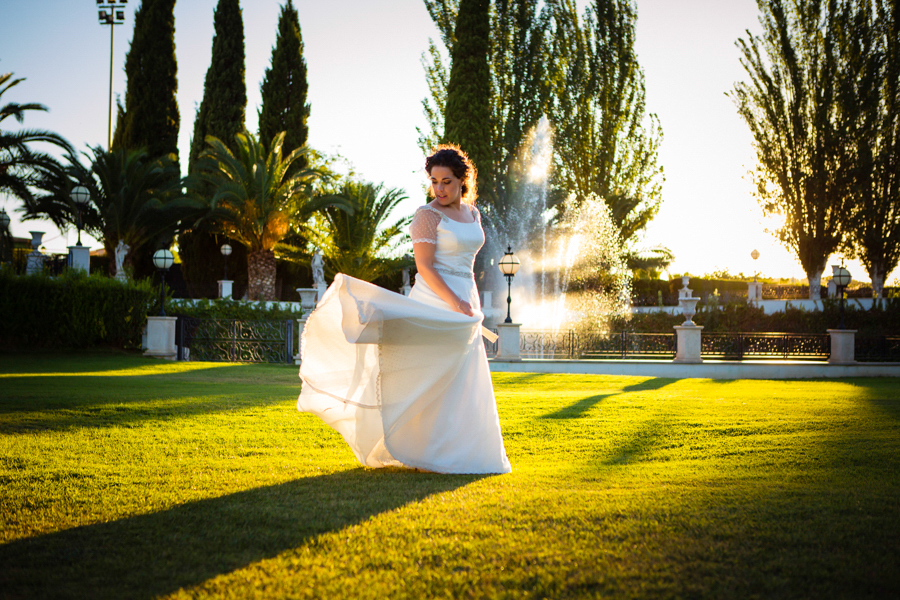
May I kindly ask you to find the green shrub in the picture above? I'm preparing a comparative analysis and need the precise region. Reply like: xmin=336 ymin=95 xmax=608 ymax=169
xmin=169 ymin=297 xmax=302 ymax=321
xmin=0 ymin=268 xmax=161 ymax=349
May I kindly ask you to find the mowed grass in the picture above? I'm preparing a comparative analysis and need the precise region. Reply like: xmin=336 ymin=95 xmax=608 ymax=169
xmin=1 ymin=353 xmax=899 ymax=599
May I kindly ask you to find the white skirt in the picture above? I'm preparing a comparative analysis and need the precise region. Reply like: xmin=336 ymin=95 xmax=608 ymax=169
xmin=297 ymin=273 xmax=511 ymax=474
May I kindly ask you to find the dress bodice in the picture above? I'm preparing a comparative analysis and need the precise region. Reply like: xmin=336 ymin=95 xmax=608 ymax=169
xmin=409 ymin=204 xmax=484 ymax=277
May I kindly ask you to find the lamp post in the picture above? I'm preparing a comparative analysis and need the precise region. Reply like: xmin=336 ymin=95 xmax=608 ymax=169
xmin=97 ymin=1 xmax=127 ymax=150
xmin=831 ymin=264 xmax=851 ymax=329
xmin=70 ymin=186 xmax=90 ymax=246
xmin=0 ymin=208 xmax=9 ymax=264
xmin=498 ymin=245 xmax=521 ymax=324
xmin=220 ymin=243 xmax=232 ymax=280
xmin=153 ymin=249 xmax=174 ymax=316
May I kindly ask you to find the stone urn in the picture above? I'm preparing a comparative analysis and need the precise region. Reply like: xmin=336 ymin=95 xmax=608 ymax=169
xmin=296 ymin=288 xmax=320 ymax=311
xmin=679 ymin=297 xmax=700 ymax=326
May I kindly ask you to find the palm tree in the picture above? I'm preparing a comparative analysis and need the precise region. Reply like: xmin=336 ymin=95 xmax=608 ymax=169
xmin=0 ymin=72 xmax=72 ymax=206
xmin=295 ymin=181 xmax=412 ymax=283
xmin=191 ymin=130 xmax=344 ymax=300
xmin=22 ymin=146 xmax=181 ymax=277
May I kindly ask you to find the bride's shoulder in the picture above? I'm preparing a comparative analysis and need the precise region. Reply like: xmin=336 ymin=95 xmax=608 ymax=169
xmin=417 ymin=203 xmax=447 ymax=219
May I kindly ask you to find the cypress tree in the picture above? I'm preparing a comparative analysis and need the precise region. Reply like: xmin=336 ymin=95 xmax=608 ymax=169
xmin=258 ymin=0 xmax=310 ymax=168
xmin=112 ymin=0 xmax=180 ymax=164
xmin=442 ymin=0 xmax=494 ymax=204
xmin=188 ymin=0 xmax=246 ymax=173
xmin=180 ymin=0 xmax=247 ymax=295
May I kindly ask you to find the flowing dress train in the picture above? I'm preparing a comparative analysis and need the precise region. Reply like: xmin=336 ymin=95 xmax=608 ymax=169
xmin=297 ymin=204 xmax=511 ymax=474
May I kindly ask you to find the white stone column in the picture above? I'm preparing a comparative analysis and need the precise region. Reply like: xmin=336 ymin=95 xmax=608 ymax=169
xmin=674 ymin=325 xmax=704 ymax=363
xmin=495 ymin=323 xmax=521 ymax=361
xmin=828 ymin=329 xmax=857 ymax=364
xmin=400 ymin=284 xmax=412 ymax=296
xmin=144 ymin=316 xmax=178 ymax=360
xmin=67 ymin=245 xmax=90 ymax=273
xmin=294 ymin=316 xmax=309 ymax=365
xmin=218 ymin=280 xmax=233 ymax=299
xmin=747 ymin=281 xmax=762 ymax=303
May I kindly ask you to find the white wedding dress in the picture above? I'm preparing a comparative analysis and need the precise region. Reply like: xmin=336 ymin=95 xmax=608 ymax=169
xmin=297 ymin=204 xmax=511 ymax=474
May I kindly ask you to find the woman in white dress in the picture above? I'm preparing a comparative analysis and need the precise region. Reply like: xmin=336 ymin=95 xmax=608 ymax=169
xmin=297 ymin=145 xmax=511 ymax=474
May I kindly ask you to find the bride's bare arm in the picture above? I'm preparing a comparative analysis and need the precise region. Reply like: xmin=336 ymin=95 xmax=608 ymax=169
xmin=413 ymin=241 xmax=475 ymax=316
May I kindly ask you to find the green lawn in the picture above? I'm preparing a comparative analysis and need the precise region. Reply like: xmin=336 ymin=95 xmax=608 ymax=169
xmin=1 ymin=353 xmax=898 ymax=599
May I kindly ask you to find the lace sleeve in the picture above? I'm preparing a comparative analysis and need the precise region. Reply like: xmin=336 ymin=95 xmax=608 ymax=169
xmin=410 ymin=207 xmax=442 ymax=244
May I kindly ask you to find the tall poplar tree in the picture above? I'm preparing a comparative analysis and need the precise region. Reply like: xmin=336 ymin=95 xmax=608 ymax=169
xmin=258 ymin=0 xmax=310 ymax=168
xmin=442 ymin=0 xmax=495 ymax=204
xmin=732 ymin=0 xmax=872 ymax=299
xmin=421 ymin=0 xmax=551 ymax=221
xmin=188 ymin=0 xmax=246 ymax=173
xmin=548 ymin=0 xmax=664 ymax=247
xmin=846 ymin=0 xmax=900 ymax=297
xmin=112 ymin=0 xmax=179 ymax=163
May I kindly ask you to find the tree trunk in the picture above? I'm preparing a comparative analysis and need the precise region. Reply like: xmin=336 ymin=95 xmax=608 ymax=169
xmin=869 ymin=263 xmax=884 ymax=298
xmin=807 ymin=266 xmax=824 ymax=300
xmin=248 ymin=249 xmax=277 ymax=301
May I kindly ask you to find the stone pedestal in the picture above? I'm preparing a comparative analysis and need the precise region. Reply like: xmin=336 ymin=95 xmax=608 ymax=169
xmin=218 ymin=279 xmax=233 ymax=299
xmin=293 ymin=316 xmax=309 ymax=365
xmin=747 ymin=281 xmax=762 ymax=303
xmin=315 ymin=283 xmax=327 ymax=302
xmin=674 ymin=325 xmax=704 ymax=363
xmin=828 ymin=329 xmax=857 ymax=364
xmin=400 ymin=284 xmax=412 ymax=296
xmin=25 ymin=252 xmax=45 ymax=275
xmin=144 ymin=316 xmax=177 ymax=360
xmin=67 ymin=245 xmax=90 ymax=273
xmin=495 ymin=323 xmax=521 ymax=361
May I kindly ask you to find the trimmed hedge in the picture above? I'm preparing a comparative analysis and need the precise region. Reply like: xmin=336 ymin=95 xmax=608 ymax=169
xmin=169 ymin=297 xmax=302 ymax=320
xmin=0 ymin=268 xmax=161 ymax=349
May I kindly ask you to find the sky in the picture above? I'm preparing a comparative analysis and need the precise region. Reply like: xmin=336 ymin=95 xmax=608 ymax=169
xmin=0 ymin=0 xmax=887 ymax=284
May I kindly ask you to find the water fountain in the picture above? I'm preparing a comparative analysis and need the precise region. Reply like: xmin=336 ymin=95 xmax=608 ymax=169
xmin=483 ymin=117 xmax=631 ymax=334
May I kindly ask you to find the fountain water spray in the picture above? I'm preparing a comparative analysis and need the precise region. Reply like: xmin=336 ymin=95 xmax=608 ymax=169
xmin=483 ymin=117 xmax=631 ymax=333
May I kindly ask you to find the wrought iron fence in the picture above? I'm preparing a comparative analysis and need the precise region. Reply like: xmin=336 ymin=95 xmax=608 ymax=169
xmin=855 ymin=336 xmax=900 ymax=362
xmin=178 ymin=317 xmax=294 ymax=363
xmin=519 ymin=331 xmax=677 ymax=359
xmin=483 ymin=328 xmax=498 ymax=358
xmin=701 ymin=332 xmax=830 ymax=360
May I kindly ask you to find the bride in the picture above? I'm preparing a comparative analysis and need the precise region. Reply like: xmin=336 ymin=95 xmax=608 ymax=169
xmin=297 ymin=145 xmax=511 ymax=474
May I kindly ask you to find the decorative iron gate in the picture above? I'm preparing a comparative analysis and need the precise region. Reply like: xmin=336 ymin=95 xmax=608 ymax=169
xmin=178 ymin=318 xmax=294 ymax=363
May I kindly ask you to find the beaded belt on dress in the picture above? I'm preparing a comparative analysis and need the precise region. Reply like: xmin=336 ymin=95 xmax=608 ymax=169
xmin=434 ymin=266 xmax=474 ymax=278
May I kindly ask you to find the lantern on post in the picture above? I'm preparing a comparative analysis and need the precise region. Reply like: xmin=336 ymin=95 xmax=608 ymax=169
xmin=220 ymin=243 xmax=232 ymax=280
xmin=831 ymin=264 xmax=851 ymax=329
xmin=498 ymin=245 xmax=521 ymax=324
xmin=70 ymin=185 xmax=90 ymax=246
xmin=152 ymin=249 xmax=174 ymax=316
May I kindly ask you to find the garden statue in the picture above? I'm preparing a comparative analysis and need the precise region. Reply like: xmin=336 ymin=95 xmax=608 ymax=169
xmin=114 ymin=240 xmax=129 ymax=280
xmin=311 ymin=248 xmax=326 ymax=289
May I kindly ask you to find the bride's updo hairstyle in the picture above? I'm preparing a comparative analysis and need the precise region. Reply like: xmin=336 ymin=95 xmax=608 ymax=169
xmin=425 ymin=144 xmax=478 ymax=205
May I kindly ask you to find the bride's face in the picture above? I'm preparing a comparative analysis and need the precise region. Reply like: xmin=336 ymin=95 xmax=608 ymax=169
xmin=429 ymin=166 xmax=462 ymax=207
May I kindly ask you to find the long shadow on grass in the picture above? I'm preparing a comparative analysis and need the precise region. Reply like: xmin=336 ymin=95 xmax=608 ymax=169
xmin=0 ymin=387 xmax=296 ymax=435
xmin=0 ymin=468 xmax=485 ymax=600
xmin=540 ymin=377 xmax=675 ymax=420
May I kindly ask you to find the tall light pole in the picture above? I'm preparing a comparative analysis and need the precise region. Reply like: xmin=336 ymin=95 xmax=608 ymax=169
xmin=97 ymin=1 xmax=128 ymax=150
